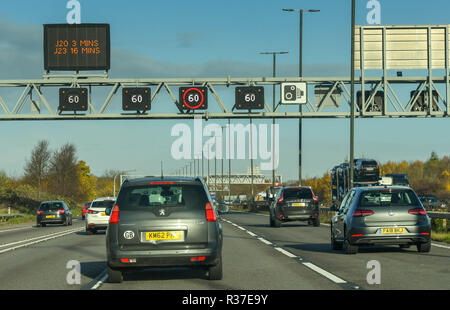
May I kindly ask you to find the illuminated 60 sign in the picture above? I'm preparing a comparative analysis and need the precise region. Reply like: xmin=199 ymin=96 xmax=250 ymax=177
xmin=179 ymin=87 xmax=208 ymax=110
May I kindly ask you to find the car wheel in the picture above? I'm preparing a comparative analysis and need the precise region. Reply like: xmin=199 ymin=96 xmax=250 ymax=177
xmin=343 ymin=234 xmax=358 ymax=254
xmin=269 ymin=214 xmax=275 ymax=227
xmin=207 ymin=255 xmax=223 ymax=280
xmin=85 ymin=228 xmax=93 ymax=235
xmin=417 ymin=239 xmax=431 ymax=253
xmin=313 ymin=217 xmax=320 ymax=227
xmin=273 ymin=216 xmax=282 ymax=228
xmin=331 ymin=227 xmax=343 ymax=250
xmin=65 ymin=217 xmax=69 ymax=226
xmin=108 ymin=266 xmax=123 ymax=283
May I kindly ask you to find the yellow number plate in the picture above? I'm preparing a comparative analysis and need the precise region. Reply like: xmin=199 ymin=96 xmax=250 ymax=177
xmin=292 ymin=203 xmax=306 ymax=207
xmin=381 ymin=227 xmax=405 ymax=234
xmin=46 ymin=215 xmax=56 ymax=218
xmin=145 ymin=231 xmax=183 ymax=241
xmin=100 ymin=212 xmax=106 ymax=216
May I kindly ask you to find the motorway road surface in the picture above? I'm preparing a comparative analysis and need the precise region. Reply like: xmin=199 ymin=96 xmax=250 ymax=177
xmin=0 ymin=212 xmax=448 ymax=290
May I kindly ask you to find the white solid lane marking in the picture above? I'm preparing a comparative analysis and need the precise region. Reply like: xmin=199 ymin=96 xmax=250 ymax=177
xmin=0 ymin=226 xmax=34 ymax=233
xmin=0 ymin=229 xmax=79 ymax=248
xmin=91 ymin=270 xmax=108 ymax=290
xmin=0 ymin=228 xmax=83 ymax=254
xmin=431 ymin=243 xmax=450 ymax=250
xmin=302 ymin=262 xmax=347 ymax=284
xmin=257 ymin=237 xmax=272 ymax=245
xmin=237 ymin=226 xmax=246 ymax=231
xmin=274 ymin=247 xmax=297 ymax=258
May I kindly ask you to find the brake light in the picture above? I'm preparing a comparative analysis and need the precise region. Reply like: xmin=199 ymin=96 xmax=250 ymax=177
xmin=408 ymin=208 xmax=426 ymax=215
xmin=313 ymin=195 xmax=319 ymax=203
xmin=353 ymin=210 xmax=374 ymax=217
xmin=205 ymin=202 xmax=216 ymax=222
xmin=58 ymin=209 xmax=65 ymax=214
xmin=361 ymin=165 xmax=364 ymax=172
xmin=109 ymin=205 xmax=120 ymax=224
xmin=190 ymin=256 xmax=206 ymax=262
xmin=37 ymin=210 xmax=44 ymax=215
xmin=87 ymin=209 xmax=97 ymax=214
xmin=150 ymin=181 xmax=174 ymax=185
xmin=352 ymin=234 xmax=364 ymax=237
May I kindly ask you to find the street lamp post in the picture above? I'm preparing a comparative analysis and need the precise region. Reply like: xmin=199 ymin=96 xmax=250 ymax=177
xmin=260 ymin=51 xmax=288 ymax=189
xmin=282 ymin=8 xmax=320 ymax=186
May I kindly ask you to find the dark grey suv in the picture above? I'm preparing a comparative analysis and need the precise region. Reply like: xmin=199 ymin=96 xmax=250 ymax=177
xmin=330 ymin=186 xmax=431 ymax=254
xmin=106 ymin=177 xmax=223 ymax=283
xmin=269 ymin=186 xmax=320 ymax=227
xmin=37 ymin=201 xmax=73 ymax=227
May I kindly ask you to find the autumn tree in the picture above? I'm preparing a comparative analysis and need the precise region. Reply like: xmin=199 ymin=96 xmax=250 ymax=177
xmin=75 ymin=160 xmax=97 ymax=202
xmin=23 ymin=140 xmax=51 ymax=198
xmin=48 ymin=143 xmax=78 ymax=197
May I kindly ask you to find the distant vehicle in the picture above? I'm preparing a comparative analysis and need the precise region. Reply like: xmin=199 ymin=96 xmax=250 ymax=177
xmin=269 ymin=186 xmax=320 ymax=227
xmin=82 ymin=201 xmax=91 ymax=220
xmin=106 ymin=176 xmax=223 ymax=283
xmin=418 ymin=194 xmax=439 ymax=209
xmin=354 ymin=159 xmax=380 ymax=182
xmin=85 ymin=197 xmax=116 ymax=234
xmin=385 ymin=174 xmax=410 ymax=186
xmin=37 ymin=201 xmax=73 ymax=227
xmin=330 ymin=186 xmax=431 ymax=254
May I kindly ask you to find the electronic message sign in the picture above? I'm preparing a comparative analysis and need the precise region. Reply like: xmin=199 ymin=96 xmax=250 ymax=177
xmin=44 ymin=24 xmax=110 ymax=71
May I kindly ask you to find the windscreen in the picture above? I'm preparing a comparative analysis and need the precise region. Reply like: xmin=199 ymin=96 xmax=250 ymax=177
xmin=40 ymin=202 xmax=63 ymax=211
xmin=91 ymin=200 xmax=115 ymax=209
xmin=359 ymin=190 xmax=419 ymax=207
xmin=363 ymin=160 xmax=378 ymax=166
xmin=283 ymin=188 xmax=313 ymax=200
xmin=117 ymin=184 xmax=208 ymax=210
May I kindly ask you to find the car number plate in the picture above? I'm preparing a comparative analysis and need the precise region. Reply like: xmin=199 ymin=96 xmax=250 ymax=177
xmin=46 ymin=215 xmax=56 ymax=218
xmin=100 ymin=212 xmax=106 ymax=216
xmin=145 ymin=231 xmax=183 ymax=241
xmin=380 ymin=227 xmax=405 ymax=234
xmin=292 ymin=203 xmax=306 ymax=207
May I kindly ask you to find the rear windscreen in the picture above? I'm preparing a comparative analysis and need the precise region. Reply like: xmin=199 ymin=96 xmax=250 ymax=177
xmin=283 ymin=188 xmax=313 ymax=200
xmin=363 ymin=160 xmax=378 ymax=166
xmin=40 ymin=202 xmax=63 ymax=211
xmin=91 ymin=200 xmax=115 ymax=209
xmin=117 ymin=184 xmax=208 ymax=210
xmin=359 ymin=190 xmax=419 ymax=207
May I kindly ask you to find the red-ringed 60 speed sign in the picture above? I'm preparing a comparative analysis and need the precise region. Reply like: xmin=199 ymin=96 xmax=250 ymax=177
xmin=179 ymin=87 xmax=208 ymax=110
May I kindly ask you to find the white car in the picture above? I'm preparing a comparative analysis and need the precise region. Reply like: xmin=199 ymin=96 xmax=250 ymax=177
xmin=85 ymin=197 xmax=116 ymax=234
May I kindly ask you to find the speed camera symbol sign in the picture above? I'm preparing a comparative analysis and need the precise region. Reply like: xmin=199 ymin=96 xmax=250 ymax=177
xmin=281 ymin=82 xmax=307 ymax=104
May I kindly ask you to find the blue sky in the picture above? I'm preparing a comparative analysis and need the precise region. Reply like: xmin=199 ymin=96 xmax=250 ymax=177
xmin=0 ymin=0 xmax=449 ymax=182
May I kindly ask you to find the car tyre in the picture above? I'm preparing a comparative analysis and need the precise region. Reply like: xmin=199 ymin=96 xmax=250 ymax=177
xmin=273 ymin=217 xmax=282 ymax=228
xmin=331 ymin=228 xmax=343 ymax=250
xmin=313 ymin=217 xmax=320 ymax=227
xmin=207 ymin=255 xmax=223 ymax=280
xmin=343 ymin=234 xmax=358 ymax=254
xmin=108 ymin=266 xmax=123 ymax=283
xmin=269 ymin=214 xmax=275 ymax=227
xmin=85 ymin=228 xmax=93 ymax=235
xmin=417 ymin=239 xmax=431 ymax=253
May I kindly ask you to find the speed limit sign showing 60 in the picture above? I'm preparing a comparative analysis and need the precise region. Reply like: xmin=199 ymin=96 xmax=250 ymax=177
xmin=122 ymin=87 xmax=151 ymax=111
xmin=235 ymin=86 xmax=264 ymax=110
xmin=179 ymin=87 xmax=208 ymax=110
xmin=59 ymin=88 xmax=88 ymax=112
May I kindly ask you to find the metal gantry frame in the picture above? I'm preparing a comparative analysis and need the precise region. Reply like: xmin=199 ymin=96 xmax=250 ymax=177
xmin=0 ymin=74 xmax=448 ymax=120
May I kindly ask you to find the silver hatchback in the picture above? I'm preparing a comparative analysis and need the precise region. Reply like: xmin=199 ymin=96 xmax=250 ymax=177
xmin=330 ymin=186 xmax=431 ymax=254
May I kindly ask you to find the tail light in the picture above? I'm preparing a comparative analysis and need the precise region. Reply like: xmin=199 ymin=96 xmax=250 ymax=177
xmin=361 ymin=165 xmax=364 ymax=172
xmin=109 ymin=205 xmax=120 ymax=224
xmin=87 ymin=209 xmax=98 ymax=214
xmin=408 ymin=208 xmax=426 ymax=215
xmin=353 ymin=210 xmax=374 ymax=217
xmin=37 ymin=210 xmax=44 ymax=215
xmin=58 ymin=209 xmax=65 ymax=214
xmin=206 ymin=202 xmax=216 ymax=222
xmin=313 ymin=195 xmax=319 ymax=203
